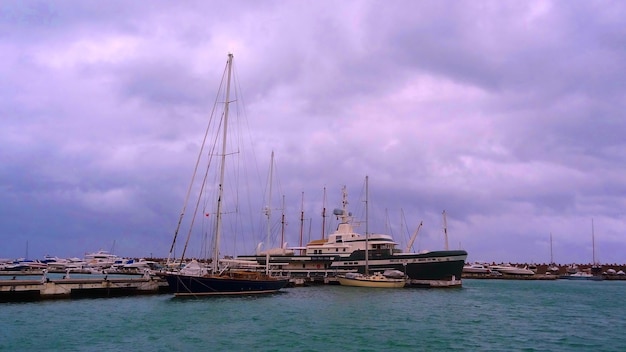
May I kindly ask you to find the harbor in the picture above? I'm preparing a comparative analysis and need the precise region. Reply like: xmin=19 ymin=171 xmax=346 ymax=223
xmin=0 ymin=268 xmax=458 ymax=302
xmin=2 ymin=260 xmax=625 ymax=302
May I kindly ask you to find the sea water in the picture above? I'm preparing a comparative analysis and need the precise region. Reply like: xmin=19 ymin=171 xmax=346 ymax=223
xmin=1 ymin=279 xmax=625 ymax=351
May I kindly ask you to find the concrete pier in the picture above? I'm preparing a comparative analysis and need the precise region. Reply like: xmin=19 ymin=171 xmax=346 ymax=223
xmin=0 ymin=276 xmax=169 ymax=302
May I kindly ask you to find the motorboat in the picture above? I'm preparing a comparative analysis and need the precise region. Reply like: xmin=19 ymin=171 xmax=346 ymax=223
xmin=462 ymin=263 xmax=491 ymax=274
xmin=488 ymin=264 xmax=535 ymax=276
xmin=560 ymin=271 xmax=604 ymax=281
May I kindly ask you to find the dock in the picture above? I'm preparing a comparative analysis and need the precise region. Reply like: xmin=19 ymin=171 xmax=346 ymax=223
xmin=0 ymin=275 xmax=169 ymax=302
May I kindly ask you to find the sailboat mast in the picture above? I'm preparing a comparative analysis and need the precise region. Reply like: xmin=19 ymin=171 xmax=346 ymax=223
xmin=281 ymin=195 xmax=285 ymax=251
xmin=442 ymin=210 xmax=449 ymax=251
xmin=365 ymin=176 xmax=369 ymax=275
xmin=299 ymin=192 xmax=304 ymax=254
xmin=213 ymin=53 xmax=234 ymax=273
xmin=592 ymin=218 xmax=596 ymax=265
xmin=265 ymin=151 xmax=275 ymax=275
xmin=321 ymin=187 xmax=327 ymax=240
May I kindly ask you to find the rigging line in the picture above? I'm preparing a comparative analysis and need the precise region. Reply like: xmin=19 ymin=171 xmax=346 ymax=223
xmin=400 ymin=208 xmax=409 ymax=251
xmin=225 ymin=64 xmax=264 ymax=257
xmin=260 ymin=154 xmax=287 ymax=246
xmin=179 ymin=62 xmax=231 ymax=264
xmin=356 ymin=178 xmax=374 ymax=232
xmin=384 ymin=207 xmax=391 ymax=238
xmin=180 ymin=108 xmax=223 ymax=264
xmin=221 ymin=105 xmax=259 ymax=257
xmin=168 ymin=58 xmax=229 ymax=265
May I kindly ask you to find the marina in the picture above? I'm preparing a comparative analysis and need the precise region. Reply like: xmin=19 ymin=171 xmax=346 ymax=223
xmin=3 ymin=260 xmax=626 ymax=302
xmin=2 ymin=3 xmax=624 ymax=351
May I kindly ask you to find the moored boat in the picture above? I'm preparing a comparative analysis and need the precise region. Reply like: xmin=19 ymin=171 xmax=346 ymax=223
xmin=560 ymin=219 xmax=604 ymax=281
xmin=239 ymin=184 xmax=468 ymax=287
xmin=462 ymin=263 xmax=491 ymax=274
xmin=161 ymin=53 xmax=288 ymax=296
xmin=337 ymin=272 xmax=406 ymax=288
xmin=488 ymin=264 xmax=535 ymax=276
xmin=336 ymin=176 xmax=406 ymax=289
xmin=560 ymin=271 xmax=604 ymax=281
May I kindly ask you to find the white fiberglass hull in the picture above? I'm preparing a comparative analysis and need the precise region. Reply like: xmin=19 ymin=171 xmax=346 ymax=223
xmin=337 ymin=273 xmax=406 ymax=288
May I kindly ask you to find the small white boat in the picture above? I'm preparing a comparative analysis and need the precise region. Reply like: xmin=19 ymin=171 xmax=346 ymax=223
xmin=462 ymin=264 xmax=491 ymax=274
xmin=560 ymin=271 xmax=604 ymax=281
xmin=489 ymin=264 xmax=535 ymax=276
xmin=337 ymin=272 xmax=406 ymax=288
xmin=546 ymin=265 xmax=560 ymax=274
xmin=84 ymin=250 xmax=127 ymax=270
xmin=3 ymin=259 xmax=47 ymax=271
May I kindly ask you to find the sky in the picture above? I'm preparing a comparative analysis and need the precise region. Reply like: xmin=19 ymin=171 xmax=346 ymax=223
xmin=2 ymin=0 xmax=625 ymax=265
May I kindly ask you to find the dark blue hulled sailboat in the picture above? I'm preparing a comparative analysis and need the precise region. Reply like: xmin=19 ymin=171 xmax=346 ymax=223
xmin=161 ymin=54 xmax=288 ymax=296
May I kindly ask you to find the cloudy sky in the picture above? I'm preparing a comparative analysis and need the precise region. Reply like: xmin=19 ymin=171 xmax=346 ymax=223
xmin=2 ymin=0 xmax=625 ymax=264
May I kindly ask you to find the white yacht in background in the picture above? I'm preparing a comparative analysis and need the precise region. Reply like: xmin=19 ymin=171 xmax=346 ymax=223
xmin=84 ymin=250 xmax=128 ymax=271
xmin=488 ymin=264 xmax=535 ymax=276
xmin=462 ymin=263 xmax=491 ymax=274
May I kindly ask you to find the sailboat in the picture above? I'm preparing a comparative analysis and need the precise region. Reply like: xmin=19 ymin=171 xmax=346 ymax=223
xmin=560 ymin=219 xmax=603 ymax=281
xmin=337 ymin=176 xmax=406 ymax=288
xmin=161 ymin=53 xmax=289 ymax=296
xmin=546 ymin=233 xmax=559 ymax=274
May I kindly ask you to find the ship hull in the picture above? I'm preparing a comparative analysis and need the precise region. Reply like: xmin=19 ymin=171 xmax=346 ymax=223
xmin=337 ymin=276 xmax=406 ymax=288
xmin=330 ymin=250 xmax=467 ymax=281
xmin=162 ymin=273 xmax=289 ymax=296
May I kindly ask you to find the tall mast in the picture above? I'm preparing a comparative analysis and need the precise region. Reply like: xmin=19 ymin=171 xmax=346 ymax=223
xmin=213 ymin=53 xmax=233 ymax=273
xmin=321 ymin=187 xmax=327 ymax=240
xmin=365 ymin=176 xmax=369 ymax=275
xmin=592 ymin=218 xmax=596 ymax=265
xmin=265 ymin=151 xmax=274 ymax=275
xmin=299 ymin=192 xmax=305 ymax=254
xmin=442 ymin=210 xmax=449 ymax=251
xmin=280 ymin=195 xmax=286 ymax=252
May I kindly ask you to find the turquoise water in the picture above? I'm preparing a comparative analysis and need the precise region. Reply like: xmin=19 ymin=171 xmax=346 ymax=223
xmin=1 ymin=279 xmax=625 ymax=351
